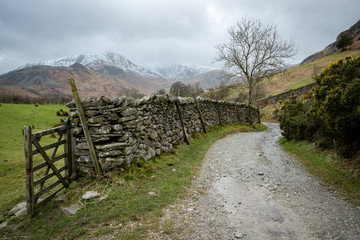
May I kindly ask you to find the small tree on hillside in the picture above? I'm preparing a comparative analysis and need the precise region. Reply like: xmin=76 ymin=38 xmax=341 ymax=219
xmin=215 ymin=17 xmax=297 ymax=104
xmin=336 ymin=35 xmax=353 ymax=50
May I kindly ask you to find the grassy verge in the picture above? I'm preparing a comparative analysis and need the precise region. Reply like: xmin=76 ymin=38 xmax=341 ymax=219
xmin=260 ymin=102 xmax=281 ymax=123
xmin=1 ymin=123 xmax=266 ymax=239
xmin=280 ymin=138 xmax=360 ymax=205
xmin=0 ymin=103 xmax=66 ymax=213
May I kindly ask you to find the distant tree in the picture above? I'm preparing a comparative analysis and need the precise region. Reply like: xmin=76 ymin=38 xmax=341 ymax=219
xmin=169 ymin=81 xmax=203 ymax=97
xmin=215 ymin=17 xmax=297 ymax=104
xmin=169 ymin=81 xmax=186 ymax=96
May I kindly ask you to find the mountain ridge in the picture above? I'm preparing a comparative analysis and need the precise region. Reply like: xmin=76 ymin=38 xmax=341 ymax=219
xmin=18 ymin=51 xmax=162 ymax=79
xmin=154 ymin=64 xmax=218 ymax=80
xmin=0 ymin=51 xmax=221 ymax=102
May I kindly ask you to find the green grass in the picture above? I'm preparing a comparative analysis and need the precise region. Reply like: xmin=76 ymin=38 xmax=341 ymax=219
xmin=280 ymin=138 xmax=360 ymax=205
xmin=0 ymin=103 xmax=65 ymax=213
xmin=0 ymin=122 xmax=266 ymax=239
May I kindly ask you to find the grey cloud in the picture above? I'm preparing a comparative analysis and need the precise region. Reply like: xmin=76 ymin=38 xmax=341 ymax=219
xmin=0 ymin=0 xmax=359 ymax=74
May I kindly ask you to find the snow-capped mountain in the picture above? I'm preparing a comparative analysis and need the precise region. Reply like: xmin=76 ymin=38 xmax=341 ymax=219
xmin=155 ymin=64 xmax=218 ymax=80
xmin=10 ymin=51 xmax=222 ymax=97
xmin=20 ymin=51 xmax=160 ymax=78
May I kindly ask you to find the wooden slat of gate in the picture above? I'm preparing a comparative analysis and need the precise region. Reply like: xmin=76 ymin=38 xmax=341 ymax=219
xmin=33 ymin=153 xmax=65 ymax=172
xmin=32 ymin=126 xmax=64 ymax=139
xmin=35 ymin=133 xmax=64 ymax=202
xmin=32 ymin=140 xmax=69 ymax=188
xmin=35 ymin=180 xmax=62 ymax=199
xmin=34 ymin=165 xmax=67 ymax=186
xmin=32 ymin=139 xmax=66 ymax=155
xmin=36 ymin=186 xmax=66 ymax=207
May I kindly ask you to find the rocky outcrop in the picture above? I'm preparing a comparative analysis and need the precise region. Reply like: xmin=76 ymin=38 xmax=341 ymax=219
xmin=301 ymin=19 xmax=360 ymax=64
xmin=67 ymin=95 xmax=260 ymax=174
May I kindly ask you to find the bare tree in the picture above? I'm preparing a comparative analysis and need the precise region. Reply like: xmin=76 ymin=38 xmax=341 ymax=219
xmin=215 ymin=17 xmax=297 ymax=104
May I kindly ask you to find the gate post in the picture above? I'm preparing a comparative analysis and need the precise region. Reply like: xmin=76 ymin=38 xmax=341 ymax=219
xmin=24 ymin=125 xmax=35 ymax=216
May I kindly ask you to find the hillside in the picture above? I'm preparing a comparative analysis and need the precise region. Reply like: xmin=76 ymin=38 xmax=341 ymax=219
xmin=0 ymin=63 xmax=131 ymax=102
xmin=262 ymin=49 xmax=360 ymax=97
xmin=200 ymin=49 xmax=360 ymax=103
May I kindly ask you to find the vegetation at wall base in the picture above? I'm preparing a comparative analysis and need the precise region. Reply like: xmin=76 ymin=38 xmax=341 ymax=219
xmin=0 ymin=123 xmax=266 ymax=240
xmin=280 ymin=138 xmax=360 ymax=206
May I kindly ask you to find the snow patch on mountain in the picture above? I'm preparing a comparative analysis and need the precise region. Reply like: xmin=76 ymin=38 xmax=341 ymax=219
xmin=19 ymin=51 xmax=160 ymax=78
xmin=154 ymin=64 xmax=218 ymax=80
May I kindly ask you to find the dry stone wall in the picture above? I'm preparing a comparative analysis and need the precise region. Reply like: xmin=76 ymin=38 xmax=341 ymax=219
xmin=259 ymin=83 xmax=316 ymax=106
xmin=66 ymin=95 xmax=260 ymax=175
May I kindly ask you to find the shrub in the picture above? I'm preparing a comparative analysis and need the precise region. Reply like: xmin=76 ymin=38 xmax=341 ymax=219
xmin=279 ymin=93 xmax=314 ymax=140
xmin=280 ymin=56 xmax=360 ymax=157
xmin=311 ymin=56 xmax=360 ymax=156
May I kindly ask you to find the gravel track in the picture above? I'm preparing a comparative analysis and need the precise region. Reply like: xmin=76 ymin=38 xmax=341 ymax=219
xmin=157 ymin=123 xmax=360 ymax=240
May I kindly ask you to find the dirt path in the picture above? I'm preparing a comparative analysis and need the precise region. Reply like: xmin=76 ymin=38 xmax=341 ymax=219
xmin=157 ymin=123 xmax=360 ymax=240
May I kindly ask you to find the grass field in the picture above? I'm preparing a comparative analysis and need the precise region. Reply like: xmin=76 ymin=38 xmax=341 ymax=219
xmin=0 ymin=118 xmax=266 ymax=239
xmin=0 ymin=103 xmax=66 ymax=213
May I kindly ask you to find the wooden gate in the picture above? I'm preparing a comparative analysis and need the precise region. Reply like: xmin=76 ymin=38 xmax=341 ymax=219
xmin=24 ymin=118 xmax=76 ymax=217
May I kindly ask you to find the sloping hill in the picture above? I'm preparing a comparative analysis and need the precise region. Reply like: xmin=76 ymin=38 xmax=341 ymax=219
xmin=0 ymin=63 xmax=131 ymax=102
xmin=263 ymin=49 xmax=360 ymax=97
xmin=200 ymin=49 xmax=360 ymax=103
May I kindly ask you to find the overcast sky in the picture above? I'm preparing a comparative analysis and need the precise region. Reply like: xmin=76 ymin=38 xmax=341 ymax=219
xmin=0 ymin=0 xmax=359 ymax=74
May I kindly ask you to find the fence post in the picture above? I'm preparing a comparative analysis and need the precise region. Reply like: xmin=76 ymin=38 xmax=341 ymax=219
xmin=64 ymin=118 xmax=75 ymax=182
xmin=217 ymin=101 xmax=222 ymax=125
xmin=236 ymin=105 xmax=241 ymax=123
xmin=68 ymin=78 xmax=103 ymax=177
xmin=193 ymin=97 xmax=207 ymax=133
xmin=24 ymin=125 xmax=35 ymax=217
xmin=175 ymin=100 xmax=190 ymax=145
